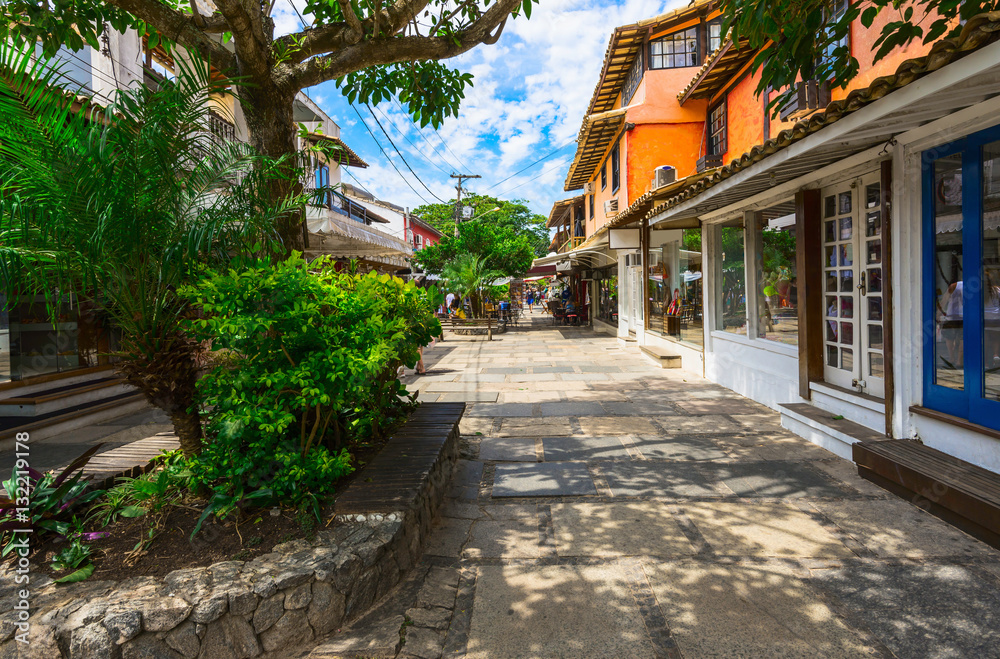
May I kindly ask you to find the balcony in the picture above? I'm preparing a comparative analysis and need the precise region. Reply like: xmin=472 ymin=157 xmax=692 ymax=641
xmin=310 ymin=189 xmax=379 ymax=226
xmin=208 ymin=110 xmax=237 ymax=144
xmin=558 ymin=237 xmax=585 ymax=254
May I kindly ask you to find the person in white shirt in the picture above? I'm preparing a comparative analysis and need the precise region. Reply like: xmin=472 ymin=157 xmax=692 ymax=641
xmin=445 ymin=292 xmax=456 ymax=310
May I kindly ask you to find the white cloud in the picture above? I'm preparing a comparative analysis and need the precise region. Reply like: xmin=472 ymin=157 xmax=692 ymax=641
xmin=306 ymin=0 xmax=689 ymax=215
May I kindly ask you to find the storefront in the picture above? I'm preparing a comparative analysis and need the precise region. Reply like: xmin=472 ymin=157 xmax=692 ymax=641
xmin=646 ymin=229 xmax=704 ymax=347
xmin=0 ymin=293 xmax=110 ymax=385
xmin=593 ymin=266 xmax=618 ymax=328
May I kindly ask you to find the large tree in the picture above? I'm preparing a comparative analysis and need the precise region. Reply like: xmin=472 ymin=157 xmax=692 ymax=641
xmin=414 ymin=220 xmax=535 ymax=278
xmin=0 ymin=0 xmax=535 ymax=249
xmin=413 ymin=192 xmax=549 ymax=256
xmin=718 ymin=0 xmax=995 ymax=113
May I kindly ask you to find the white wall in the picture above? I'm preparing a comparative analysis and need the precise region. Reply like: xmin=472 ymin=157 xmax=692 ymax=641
xmin=706 ymin=332 xmax=800 ymax=410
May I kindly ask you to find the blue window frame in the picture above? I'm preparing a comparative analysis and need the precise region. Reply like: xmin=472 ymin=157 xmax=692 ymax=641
xmin=922 ymin=122 xmax=1000 ymax=430
xmin=315 ymin=165 xmax=330 ymax=207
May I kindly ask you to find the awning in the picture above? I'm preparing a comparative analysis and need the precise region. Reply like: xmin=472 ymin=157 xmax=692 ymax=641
xmin=305 ymin=133 xmax=370 ymax=168
xmin=306 ymin=207 xmax=412 ymax=267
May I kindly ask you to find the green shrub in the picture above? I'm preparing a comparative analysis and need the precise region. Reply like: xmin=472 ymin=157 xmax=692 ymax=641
xmin=179 ymin=253 xmax=442 ymax=512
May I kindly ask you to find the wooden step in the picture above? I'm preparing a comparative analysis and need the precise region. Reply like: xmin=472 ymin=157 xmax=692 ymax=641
xmin=0 ymin=391 xmax=146 ymax=443
xmin=640 ymin=344 xmax=682 ymax=368
xmin=0 ymin=377 xmax=130 ymax=416
xmin=854 ymin=438 xmax=1000 ymax=549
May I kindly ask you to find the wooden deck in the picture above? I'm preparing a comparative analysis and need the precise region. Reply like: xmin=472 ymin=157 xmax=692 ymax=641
xmin=80 ymin=433 xmax=179 ymax=488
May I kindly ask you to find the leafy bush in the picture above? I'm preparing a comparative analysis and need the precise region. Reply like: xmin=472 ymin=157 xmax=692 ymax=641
xmin=179 ymin=253 xmax=442 ymax=513
xmin=0 ymin=445 xmax=106 ymax=556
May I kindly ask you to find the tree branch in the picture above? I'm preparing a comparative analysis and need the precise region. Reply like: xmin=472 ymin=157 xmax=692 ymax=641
xmin=337 ymin=0 xmax=364 ymax=42
xmin=276 ymin=0 xmax=431 ymax=65
xmin=212 ymin=0 xmax=272 ymax=80
xmin=286 ymin=0 xmax=518 ymax=90
xmin=105 ymin=0 xmax=236 ymax=71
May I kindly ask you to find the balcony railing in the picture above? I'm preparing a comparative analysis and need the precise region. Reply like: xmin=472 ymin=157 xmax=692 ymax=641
xmin=310 ymin=189 xmax=377 ymax=226
xmin=208 ymin=110 xmax=237 ymax=143
xmin=559 ymin=237 xmax=585 ymax=253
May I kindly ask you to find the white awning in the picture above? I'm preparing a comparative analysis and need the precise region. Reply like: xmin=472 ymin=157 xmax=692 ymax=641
xmin=306 ymin=206 xmax=413 ymax=266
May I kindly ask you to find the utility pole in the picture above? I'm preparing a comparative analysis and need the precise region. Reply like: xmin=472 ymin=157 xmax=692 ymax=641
xmin=450 ymin=173 xmax=481 ymax=237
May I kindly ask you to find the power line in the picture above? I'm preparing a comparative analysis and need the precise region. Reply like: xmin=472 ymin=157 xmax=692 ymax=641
xmin=390 ymin=97 xmax=465 ymax=173
xmin=364 ymin=103 xmax=447 ymax=203
xmin=370 ymin=103 xmax=453 ymax=177
xmin=485 ymin=138 xmax=577 ymax=192
xmin=351 ymin=104 xmax=431 ymax=205
xmin=392 ymin=96 xmax=472 ymax=173
xmin=494 ymin=160 xmax=568 ymax=199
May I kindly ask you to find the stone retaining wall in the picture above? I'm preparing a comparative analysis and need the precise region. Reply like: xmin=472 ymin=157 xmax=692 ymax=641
xmin=0 ymin=408 xmax=462 ymax=659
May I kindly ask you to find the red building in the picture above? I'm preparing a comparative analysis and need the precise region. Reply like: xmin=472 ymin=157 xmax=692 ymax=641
xmin=406 ymin=214 xmax=442 ymax=252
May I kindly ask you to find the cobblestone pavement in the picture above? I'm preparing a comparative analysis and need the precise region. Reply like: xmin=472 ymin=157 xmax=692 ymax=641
xmin=300 ymin=321 xmax=1000 ymax=659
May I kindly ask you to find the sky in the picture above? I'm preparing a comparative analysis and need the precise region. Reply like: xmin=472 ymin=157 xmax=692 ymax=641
xmin=272 ymin=0 xmax=687 ymax=218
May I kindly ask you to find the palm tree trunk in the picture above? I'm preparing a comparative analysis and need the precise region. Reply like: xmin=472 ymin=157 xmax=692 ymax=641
xmin=168 ymin=406 xmax=204 ymax=456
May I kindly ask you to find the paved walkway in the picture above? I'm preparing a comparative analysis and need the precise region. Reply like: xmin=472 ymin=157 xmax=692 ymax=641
xmin=303 ymin=321 xmax=1000 ymax=659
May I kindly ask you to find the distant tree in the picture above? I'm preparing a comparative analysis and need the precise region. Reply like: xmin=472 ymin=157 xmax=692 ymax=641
xmin=413 ymin=193 xmax=550 ymax=256
xmin=414 ymin=221 xmax=535 ymax=278
xmin=718 ymin=0 xmax=990 ymax=113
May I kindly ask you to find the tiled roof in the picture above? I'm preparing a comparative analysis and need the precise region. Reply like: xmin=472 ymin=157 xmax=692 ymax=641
xmin=648 ymin=10 xmax=1000 ymax=219
xmin=547 ymin=194 xmax=585 ymax=228
xmin=677 ymin=37 xmax=757 ymax=105
xmin=563 ymin=110 xmax=626 ymax=191
xmin=305 ymin=133 xmax=369 ymax=168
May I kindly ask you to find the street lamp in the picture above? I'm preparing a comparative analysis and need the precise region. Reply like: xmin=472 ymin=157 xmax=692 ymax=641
xmin=476 ymin=206 xmax=502 ymax=219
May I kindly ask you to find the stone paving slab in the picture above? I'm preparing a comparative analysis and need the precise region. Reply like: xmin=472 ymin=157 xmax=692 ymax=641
xmin=681 ymin=501 xmax=856 ymax=557
xmin=539 ymin=402 xmax=605 ymax=417
xmin=435 ymin=392 xmax=500 ymax=403
xmin=600 ymin=401 xmax=679 ymax=416
xmin=810 ymin=564 xmax=1000 ymax=658
xmin=498 ymin=391 xmax=565 ymax=403
xmin=478 ymin=437 xmax=537 ymax=462
xmin=674 ymin=399 xmax=769 ymax=415
xmin=464 ymin=518 xmax=541 ymax=558
xmin=704 ymin=461 xmax=854 ymax=498
xmin=649 ymin=415 xmax=743 ymax=435
xmin=540 ymin=436 xmax=631 ymax=462
xmin=465 ymin=565 xmax=657 ymax=659
xmin=497 ymin=418 xmax=573 ymax=437
xmin=630 ymin=435 xmax=729 ymax=461
xmin=492 ymin=463 xmax=597 ymax=497
xmin=551 ymin=502 xmax=696 ymax=557
xmin=578 ymin=416 xmax=660 ymax=436
xmin=810 ymin=498 xmax=997 ymax=559
xmin=601 ymin=462 xmax=720 ymax=498
xmin=646 ymin=562 xmax=872 ymax=658
xmin=466 ymin=403 xmax=535 ymax=418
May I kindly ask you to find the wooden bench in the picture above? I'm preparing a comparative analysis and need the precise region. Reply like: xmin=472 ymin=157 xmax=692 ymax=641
xmin=335 ymin=402 xmax=465 ymax=515
xmin=442 ymin=315 xmax=504 ymax=340
xmin=854 ymin=438 xmax=1000 ymax=548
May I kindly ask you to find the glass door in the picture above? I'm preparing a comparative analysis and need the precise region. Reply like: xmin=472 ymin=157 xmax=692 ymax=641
xmin=821 ymin=173 xmax=886 ymax=398
xmin=628 ymin=262 xmax=643 ymax=334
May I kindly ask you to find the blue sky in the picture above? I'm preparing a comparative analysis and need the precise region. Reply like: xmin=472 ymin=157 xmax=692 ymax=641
xmin=273 ymin=0 xmax=687 ymax=217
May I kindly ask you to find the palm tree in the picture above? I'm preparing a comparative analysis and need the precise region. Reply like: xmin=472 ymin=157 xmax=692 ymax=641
xmin=0 ymin=44 xmax=300 ymax=455
xmin=442 ymin=253 xmax=503 ymax=318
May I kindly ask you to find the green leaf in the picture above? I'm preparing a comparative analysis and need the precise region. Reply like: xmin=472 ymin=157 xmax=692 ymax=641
xmin=119 ymin=505 xmax=146 ymax=518
xmin=54 ymin=563 xmax=95 ymax=584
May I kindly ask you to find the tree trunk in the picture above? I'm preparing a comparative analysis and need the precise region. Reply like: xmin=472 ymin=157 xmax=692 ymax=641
xmin=169 ymin=406 xmax=205 ymax=457
xmin=238 ymin=84 xmax=306 ymax=254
